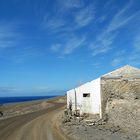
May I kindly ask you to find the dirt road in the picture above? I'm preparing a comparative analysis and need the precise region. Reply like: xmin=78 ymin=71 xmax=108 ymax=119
xmin=0 ymin=102 xmax=67 ymax=140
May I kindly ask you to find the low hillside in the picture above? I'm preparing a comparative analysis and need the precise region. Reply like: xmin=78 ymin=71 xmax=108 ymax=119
xmin=101 ymin=78 xmax=140 ymax=134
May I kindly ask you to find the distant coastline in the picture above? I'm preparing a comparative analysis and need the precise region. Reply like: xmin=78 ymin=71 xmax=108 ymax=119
xmin=0 ymin=96 xmax=57 ymax=104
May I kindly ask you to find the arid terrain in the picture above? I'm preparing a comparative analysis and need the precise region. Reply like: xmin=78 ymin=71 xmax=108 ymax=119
xmin=61 ymin=117 xmax=140 ymax=140
xmin=0 ymin=97 xmax=68 ymax=140
xmin=0 ymin=95 xmax=140 ymax=140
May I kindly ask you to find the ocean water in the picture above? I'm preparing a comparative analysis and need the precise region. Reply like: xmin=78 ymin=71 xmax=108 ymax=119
xmin=0 ymin=96 xmax=56 ymax=104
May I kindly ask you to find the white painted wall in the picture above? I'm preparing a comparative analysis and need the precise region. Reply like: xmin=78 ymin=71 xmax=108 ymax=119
xmin=67 ymin=78 xmax=101 ymax=117
xmin=67 ymin=89 xmax=76 ymax=110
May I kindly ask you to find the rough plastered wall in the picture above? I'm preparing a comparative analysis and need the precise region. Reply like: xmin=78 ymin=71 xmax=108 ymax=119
xmin=75 ymin=78 xmax=101 ymax=115
xmin=67 ymin=78 xmax=101 ymax=115
xmin=101 ymin=78 xmax=140 ymax=133
xmin=67 ymin=89 xmax=76 ymax=111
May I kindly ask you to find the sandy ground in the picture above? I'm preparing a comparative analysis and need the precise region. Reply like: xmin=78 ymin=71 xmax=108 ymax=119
xmin=0 ymin=97 xmax=68 ymax=140
xmin=1 ymin=96 xmax=139 ymax=140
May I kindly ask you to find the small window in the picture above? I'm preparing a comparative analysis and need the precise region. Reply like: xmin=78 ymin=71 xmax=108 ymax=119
xmin=83 ymin=93 xmax=90 ymax=97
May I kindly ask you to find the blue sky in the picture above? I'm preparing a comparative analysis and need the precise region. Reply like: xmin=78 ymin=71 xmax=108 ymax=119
xmin=0 ymin=0 xmax=140 ymax=97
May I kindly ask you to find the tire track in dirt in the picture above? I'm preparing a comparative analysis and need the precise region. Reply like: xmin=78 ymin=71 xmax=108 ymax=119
xmin=0 ymin=102 xmax=67 ymax=140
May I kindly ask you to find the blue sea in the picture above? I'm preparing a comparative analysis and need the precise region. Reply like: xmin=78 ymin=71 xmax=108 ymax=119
xmin=0 ymin=96 xmax=56 ymax=104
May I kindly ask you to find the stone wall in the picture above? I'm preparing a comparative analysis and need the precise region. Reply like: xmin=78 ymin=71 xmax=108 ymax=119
xmin=101 ymin=78 xmax=140 ymax=133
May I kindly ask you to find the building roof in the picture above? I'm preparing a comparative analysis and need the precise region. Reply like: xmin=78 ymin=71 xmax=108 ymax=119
xmin=102 ymin=65 xmax=140 ymax=78
xmin=67 ymin=65 xmax=140 ymax=92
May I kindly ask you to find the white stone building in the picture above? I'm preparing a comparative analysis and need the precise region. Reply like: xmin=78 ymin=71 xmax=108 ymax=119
xmin=67 ymin=65 xmax=140 ymax=119
xmin=67 ymin=78 xmax=102 ymax=118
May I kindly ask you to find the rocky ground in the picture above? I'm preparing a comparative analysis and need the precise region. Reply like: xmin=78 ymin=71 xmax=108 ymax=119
xmin=0 ymin=95 xmax=139 ymax=140
xmin=60 ymin=113 xmax=140 ymax=140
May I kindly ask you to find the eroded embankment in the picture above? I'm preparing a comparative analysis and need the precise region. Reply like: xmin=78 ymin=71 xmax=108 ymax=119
xmin=101 ymin=78 xmax=140 ymax=134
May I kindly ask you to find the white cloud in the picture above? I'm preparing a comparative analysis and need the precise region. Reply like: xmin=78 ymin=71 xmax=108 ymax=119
xmin=75 ymin=5 xmax=95 ymax=27
xmin=90 ymin=1 xmax=140 ymax=57
xmin=0 ymin=22 xmax=45 ymax=63
xmin=41 ymin=14 xmax=66 ymax=31
xmin=107 ymin=1 xmax=139 ymax=32
xmin=98 ymin=15 xmax=106 ymax=23
xmin=35 ymin=86 xmax=49 ymax=91
xmin=134 ymin=35 xmax=140 ymax=51
xmin=111 ymin=34 xmax=140 ymax=67
xmin=90 ymin=32 xmax=117 ymax=56
xmin=58 ymin=0 xmax=83 ymax=9
xmin=111 ymin=58 xmax=124 ymax=67
xmin=63 ymin=36 xmax=85 ymax=54
xmin=111 ymin=50 xmax=127 ymax=67
xmin=128 ymin=35 xmax=140 ymax=66
xmin=128 ymin=52 xmax=140 ymax=66
xmin=51 ymin=36 xmax=86 ymax=55
xmin=0 ymin=86 xmax=18 ymax=93
xmin=0 ymin=22 xmax=20 ymax=49
xmin=91 ymin=62 xmax=100 ymax=68
xmin=110 ymin=33 xmax=140 ymax=67
xmin=41 ymin=1 xmax=95 ymax=34
xmin=50 ymin=44 xmax=62 ymax=52
xmin=41 ymin=0 xmax=82 ymax=32
xmin=103 ymin=0 xmax=114 ymax=9
xmin=12 ymin=46 xmax=44 ymax=63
